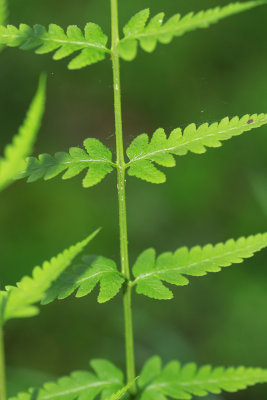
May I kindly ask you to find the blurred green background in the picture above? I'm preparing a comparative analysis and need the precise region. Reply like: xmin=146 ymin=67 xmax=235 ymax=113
xmin=0 ymin=0 xmax=267 ymax=398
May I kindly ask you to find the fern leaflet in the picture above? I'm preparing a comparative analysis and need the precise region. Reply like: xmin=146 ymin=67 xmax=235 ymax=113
xmin=1 ymin=229 xmax=99 ymax=322
xmin=42 ymin=255 xmax=125 ymax=304
xmin=118 ymin=1 xmax=267 ymax=61
xmin=0 ymin=75 xmax=46 ymax=191
xmin=9 ymin=359 xmax=124 ymax=400
xmin=126 ymin=113 xmax=267 ymax=183
xmin=139 ymin=356 xmax=267 ymax=399
xmin=131 ymin=233 xmax=267 ymax=300
xmin=0 ymin=22 xmax=110 ymax=69
xmin=17 ymin=138 xmax=115 ymax=188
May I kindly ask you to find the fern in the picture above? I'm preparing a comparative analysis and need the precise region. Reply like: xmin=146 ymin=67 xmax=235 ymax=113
xmin=9 ymin=359 xmax=124 ymax=400
xmin=138 ymin=356 xmax=267 ymax=399
xmin=118 ymin=1 xmax=266 ymax=61
xmin=126 ymin=114 xmax=267 ymax=183
xmin=42 ymin=255 xmax=125 ymax=304
xmin=0 ymin=75 xmax=46 ymax=191
xmin=0 ymin=22 xmax=110 ymax=69
xmin=17 ymin=138 xmax=115 ymax=188
xmin=2 ymin=1 xmax=267 ymax=399
xmin=1 ymin=230 xmax=99 ymax=322
xmin=131 ymin=233 xmax=267 ymax=300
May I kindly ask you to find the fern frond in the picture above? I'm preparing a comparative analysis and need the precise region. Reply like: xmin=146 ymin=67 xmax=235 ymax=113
xmin=126 ymin=113 xmax=267 ymax=183
xmin=42 ymin=255 xmax=125 ymax=304
xmin=139 ymin=356 xmax=267 ymax=399
xmin=10 ymin=359 xmax=124 ymax=400
xmin=0 ymin=75 xmax=46 ymax=191
xmin=119 ymin=1 xmax=266 ymax=61
xmin=1 ymin=229 xmax=99 ymax=322
xmin=0 ymin=22 xmax=110 ymax=69
xmin=131 ymin=233 xmax=267 ymax=300
xmin=17 ymin=138 xmax=115 ymax=188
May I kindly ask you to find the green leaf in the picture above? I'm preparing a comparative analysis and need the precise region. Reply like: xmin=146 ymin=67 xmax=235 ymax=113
xmin=124 ymin=9 xmax=150 ymax=38
xmin=132 ymin=233 xmax=267 ymax=300
xmin=139 ymin=357 xmax=267 ymax=399
xmin=0 ymin=22 xmax=110 ymax=69
xmin=126 ymin=114 xmax=267 ymax=183
xmin=9 ymin=359 xmax=124 ymax=400
xmin=1 ymin=229 xmax=99 ymax=322
xmin=119 ymin=1 xmax=267 ymax=61
xmin=42 ymin=255 xmax=125 ymax=304
xmin=139 ymin=357 xmax=162 ymax=388
xmin=17 ymin=138 xmax=115 ymax=188
xmin=0 ymin=75 xmax=46 ymax=191
xmin=118 ymin=9 xmax=149 ymax=60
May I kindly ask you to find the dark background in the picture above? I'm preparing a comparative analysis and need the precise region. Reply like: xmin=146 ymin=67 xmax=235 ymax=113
xmin=0 ymin=0 xmax=267 ymax=399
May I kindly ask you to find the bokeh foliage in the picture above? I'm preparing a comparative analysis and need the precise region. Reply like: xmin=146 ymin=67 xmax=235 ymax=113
xmin=0 ymin=0 xmax=267 ymax=399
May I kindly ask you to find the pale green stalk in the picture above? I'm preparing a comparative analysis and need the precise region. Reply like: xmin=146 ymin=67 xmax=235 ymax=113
xmin=0 ymin=0 xmax=8 ymax=392
xmin=0 ymin=320 xmax=7 ymax=400
xmin=110 ymin=0 xmax=136 ymax=394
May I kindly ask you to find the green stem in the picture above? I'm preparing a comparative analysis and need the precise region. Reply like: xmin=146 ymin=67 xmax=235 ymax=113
xmin=0 ymin=322 xmax=7 ymax=400
xmin=110 ymin=0 xmax=136 ymax=394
